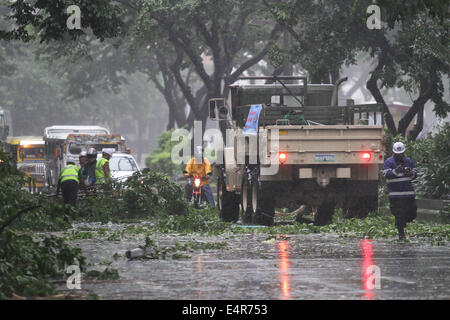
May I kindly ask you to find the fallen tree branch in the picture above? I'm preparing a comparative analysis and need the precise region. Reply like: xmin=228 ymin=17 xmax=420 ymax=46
xmin=0 ymin=205 xmax=41 ymax=235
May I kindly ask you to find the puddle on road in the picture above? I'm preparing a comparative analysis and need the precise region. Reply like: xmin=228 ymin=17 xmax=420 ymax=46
xmin=55 ymin=222 xmax=450 ymax=300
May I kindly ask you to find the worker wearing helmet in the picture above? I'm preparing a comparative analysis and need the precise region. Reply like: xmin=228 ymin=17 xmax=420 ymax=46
xmin=84 ymin=148 xmax=98 ymax=186
xmin=78 ymin=151 xmax=88 ymax=190
xmin=183 ymin=146 xmax=215 ymax=206
xmin=95 ymin=149 xmax=112 ymax=185
xmin=56 ymin=160 xmax=81 ymax=206
xmin=79 ymin=151 xmax=88 ymax=166
xmin=382 ymin=142 xmax=418 ymax=240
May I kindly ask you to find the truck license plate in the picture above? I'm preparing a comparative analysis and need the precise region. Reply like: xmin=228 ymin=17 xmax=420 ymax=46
xmin=314 ymin=154 xmax=335 ymax=162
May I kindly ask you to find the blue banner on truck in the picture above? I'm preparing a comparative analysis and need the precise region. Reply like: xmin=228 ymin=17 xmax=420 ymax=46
xmin=243 ymin=104 xmax=263 ymax=135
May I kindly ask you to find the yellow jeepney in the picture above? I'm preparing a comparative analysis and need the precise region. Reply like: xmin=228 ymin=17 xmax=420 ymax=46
xmin=5 ymin=136 xmax=46 ymax=193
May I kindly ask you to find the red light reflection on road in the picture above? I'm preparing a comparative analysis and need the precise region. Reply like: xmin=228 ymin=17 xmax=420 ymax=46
xmin=360 ymin=239 xmax=375 ymax=299
xmin=197 ymin=256 xmax=203 ymax=273
xmin=196 ymin=256 xmax=203 ymax=299
xmin=277 ymin=241 xmax=290 ymax=299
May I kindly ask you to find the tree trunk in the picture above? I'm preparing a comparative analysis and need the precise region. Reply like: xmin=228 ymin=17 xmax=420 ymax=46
xmin=151 ymin=76 xmax=188 ymax=129
xmin=407 ymin=103 xmax=424 ymax=140
xmin=398 ymin=65 xmax=439 ymax=140
xmin=167 ymin=107 xmax=175 ymax=130
xmin=282 ymin=31 xmax=293 ymax=76
xmin=136 ymin=118 xmax=144 ymax=164
xmin=330 ymin=68 xmax=340 ymax=85
xmin=366 ymin=52 xmax=397 ymax=135
xmin=398 ymin=77 xmax=436 ymax=140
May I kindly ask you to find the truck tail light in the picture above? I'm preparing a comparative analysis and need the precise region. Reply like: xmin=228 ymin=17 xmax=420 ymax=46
xmin=361 ymin=152 xmax=371 ymax=161
xmin=279 ymin=152 xmax=287 ymax=164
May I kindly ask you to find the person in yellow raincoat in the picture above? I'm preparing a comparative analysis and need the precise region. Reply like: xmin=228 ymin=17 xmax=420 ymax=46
xmin=183 ymin=146 xmax=215 ymax=206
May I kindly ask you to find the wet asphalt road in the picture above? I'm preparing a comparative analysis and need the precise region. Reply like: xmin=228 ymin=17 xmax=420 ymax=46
xmin=56 ymin=225 xmax=450 ymax=300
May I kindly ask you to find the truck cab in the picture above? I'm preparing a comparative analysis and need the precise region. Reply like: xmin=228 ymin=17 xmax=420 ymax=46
xmin=65 ymin=133 xmax=127 ymax=163
xmin=43 ymin=125 xmax=111 ymax=190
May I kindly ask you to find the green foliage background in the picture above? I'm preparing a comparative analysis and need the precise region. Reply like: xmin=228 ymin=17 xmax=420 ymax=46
xmin=145 ymin=129 xmax=188 ymax=178
xmin=0 ymin=142 xmax=190 ymax=298
xmin=0 ymin=146 xmax=85 ymax=298
xmin=383 ymin=123 xmax=450 ymax=199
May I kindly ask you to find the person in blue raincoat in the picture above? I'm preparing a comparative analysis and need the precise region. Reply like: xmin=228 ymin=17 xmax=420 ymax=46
xmin=382 ymin=142 xmax=418 ymax=240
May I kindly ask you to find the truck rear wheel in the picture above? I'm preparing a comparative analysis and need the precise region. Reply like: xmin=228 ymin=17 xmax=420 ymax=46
xmin=314 ymin=202 xmax=335 ymax=226
xmin=360 ymin=195 xmax=378 ymax=218
xmin=346 ymin=195 xmax=378 ymax=219
xmin=251 ymin=180 xmax=275 ymax=226
xmin=241 ymin=175 xmax=253 ymax=224
xmin=218 ymin=177 xmax=239 ymax=223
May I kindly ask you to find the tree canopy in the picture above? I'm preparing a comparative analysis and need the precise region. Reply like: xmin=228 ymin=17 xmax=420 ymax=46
xmin=265 ymin=0 xmax=449 ymax=139
xmin=1 ymin=0 xmax=448 ymax=140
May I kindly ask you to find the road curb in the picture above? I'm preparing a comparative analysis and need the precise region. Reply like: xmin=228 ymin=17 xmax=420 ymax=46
xmin=416 ymin=198 xmax=449 ymax=222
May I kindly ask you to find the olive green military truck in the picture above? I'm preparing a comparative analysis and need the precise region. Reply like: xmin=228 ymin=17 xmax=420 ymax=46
xmin=209 ymin=76 xmax=385 ymax=226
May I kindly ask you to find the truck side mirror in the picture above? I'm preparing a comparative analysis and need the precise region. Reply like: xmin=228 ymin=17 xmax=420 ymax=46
xmin=209 ymin=98 xmax=230 ymax=121
xmin=218 ymin=106 xmax=229 ymax=119
xmin=209 ymin=100 xmax=217 ymax=119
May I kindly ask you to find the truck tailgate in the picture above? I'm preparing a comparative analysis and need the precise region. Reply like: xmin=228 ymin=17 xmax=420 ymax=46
xmin=264 ymin=125 xmax=385 ymax=165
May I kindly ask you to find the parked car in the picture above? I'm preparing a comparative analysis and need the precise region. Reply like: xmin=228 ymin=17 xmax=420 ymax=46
xmin=98 ymin=152 xmax=140 ymax=182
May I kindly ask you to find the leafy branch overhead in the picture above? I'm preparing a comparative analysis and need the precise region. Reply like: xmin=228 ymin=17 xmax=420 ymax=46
xmin=264 ymin=0 xmax=449 ymax=139
xmin=1 ymin=0 xmax=285 ymax=130
xmin=0 ymin=0 xmax=448 ymax=136
xmin=1 ymin=0 xmax=124 ymax=42
xmin=133 ymin=0 xmax=283 ymax=125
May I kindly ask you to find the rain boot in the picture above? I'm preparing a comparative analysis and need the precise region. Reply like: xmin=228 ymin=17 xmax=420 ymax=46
xmin=397 ymin=226 xmax=406 ymax=240
xmin=395 ymin=217 xmax=406 ymax=240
